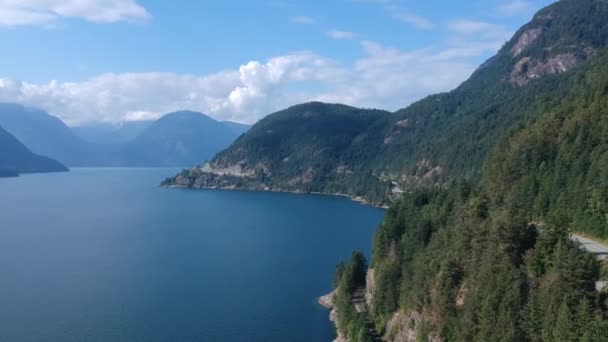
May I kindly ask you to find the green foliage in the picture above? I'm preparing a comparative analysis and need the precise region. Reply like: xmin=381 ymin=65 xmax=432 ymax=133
xmin=369 ymin=183 xmax=605 ymax=341
xmin=484 ymin=50 xmax=608 ymax=238
xmin=334 ymin=262 xmax=346 ymax=289
xmin=366 ymin=51 xmax=608 ymax=335
xmin=333 ymin=252 xmax=373 ymax=342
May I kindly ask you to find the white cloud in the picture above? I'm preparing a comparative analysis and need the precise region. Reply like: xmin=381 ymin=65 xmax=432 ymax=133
xmin=327 ymin=30 xmax=358 ymax=40
xmin=0 ymin=0 xmax=150 ymax=27
xmin=0 ymin=35 xmax=507 ymax=126
xmin=289 ymin=16 xmax=315 ymax=24
xmin=497 ymin=0 xmax=534 ymax=16
xmin=316 ymin=40 xmax=476 ymax=108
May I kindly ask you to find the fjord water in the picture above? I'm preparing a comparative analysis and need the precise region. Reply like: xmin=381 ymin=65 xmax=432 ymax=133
xmin=0 ymin=168 xmax=384 ymax=342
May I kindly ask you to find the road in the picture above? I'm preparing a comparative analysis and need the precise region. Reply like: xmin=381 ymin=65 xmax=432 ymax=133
xmin=572 ymin=234 xmax=608 ymax=260
xmin=571 ymin=235 xmax=608 ymax=291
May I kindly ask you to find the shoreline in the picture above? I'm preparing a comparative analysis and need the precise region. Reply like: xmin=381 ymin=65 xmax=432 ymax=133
xmin=163 ymin=184 xmax=390 ymax=210
xmin=317 ymin=289 xmax=348 ymax=342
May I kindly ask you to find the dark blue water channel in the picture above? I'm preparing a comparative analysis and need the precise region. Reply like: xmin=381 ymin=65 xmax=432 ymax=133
xmin=0 ymin=168 xmax=385 ymax=341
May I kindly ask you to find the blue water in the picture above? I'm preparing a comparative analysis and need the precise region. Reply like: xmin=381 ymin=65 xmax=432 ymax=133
xmin=0 ymin=168 xmax=385 ymax=342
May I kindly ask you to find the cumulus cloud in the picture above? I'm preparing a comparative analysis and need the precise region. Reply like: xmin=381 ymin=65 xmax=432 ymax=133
xmin=0 ymin=33 xmax=509 ymax=126
xmin=0 ymin=0 xmax=150 ymax=27
xmin=327 ymin=30 xmax=358 ymax=40
xmin=313 ymin=41 xmax=478 ymax=109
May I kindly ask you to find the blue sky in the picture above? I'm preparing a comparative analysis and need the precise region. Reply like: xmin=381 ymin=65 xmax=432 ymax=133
xmin=0 ymin=0 xmax=554 ymax=125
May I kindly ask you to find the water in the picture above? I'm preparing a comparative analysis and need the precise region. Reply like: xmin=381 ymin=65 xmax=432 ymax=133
xmin=0 ymin=168 xmax=385 ymax=342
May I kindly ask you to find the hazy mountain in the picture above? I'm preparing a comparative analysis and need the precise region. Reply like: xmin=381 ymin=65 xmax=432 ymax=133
xmin=0 ymin=103 xmax=93 ymax=166
xmin=0 ymin=124 xmax=68 ymax=177
xmin=0 ymin=104 xmax=247 ymax=167
xmin=121 ymin=111 xmax=246 ymax=167
xmin=72 ymin=121 xmax=154 ymax=145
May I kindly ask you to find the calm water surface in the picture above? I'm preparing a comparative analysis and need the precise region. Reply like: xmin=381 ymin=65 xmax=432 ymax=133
xmin=0 ymin=168 xmax=385 ymax=341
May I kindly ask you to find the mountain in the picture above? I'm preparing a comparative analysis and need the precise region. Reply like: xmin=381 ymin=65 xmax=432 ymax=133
xmin=345 ymin=46 xmax=608 ymax=342
xmin=0 ymin=104 xmax=248 ymax=167
xmin=0 ymin=125 xmax=68 ymax=176
xmin=164 ymin=0 xmax=608 ymax=206
xmin=72 ymin=121 xmax=153 ymax=145
xmin=326 ymin=1 xmax=608 ymax=340
xmin=163 ymin=103 xmax=392 ymax=199
xmin=121 ymin=111 xmax=246 ymax=167
xmin=0 ymin=103 xmax=93 ymax=166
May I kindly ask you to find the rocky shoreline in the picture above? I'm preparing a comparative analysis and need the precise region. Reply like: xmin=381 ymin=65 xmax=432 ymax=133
xmin=318 ymin=289 xmax=350 ymax=342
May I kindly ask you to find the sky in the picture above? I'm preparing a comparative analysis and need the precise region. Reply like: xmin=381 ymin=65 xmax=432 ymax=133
xmin=0 ymin=0 xmax=555 ymax=126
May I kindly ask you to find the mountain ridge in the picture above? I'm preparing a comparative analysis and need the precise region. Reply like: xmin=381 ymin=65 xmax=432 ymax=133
xmin=0 ymin=104 xmax=249 ymax=168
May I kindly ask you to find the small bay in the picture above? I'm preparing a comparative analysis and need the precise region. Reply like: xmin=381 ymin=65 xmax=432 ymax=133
xmin=0 ymin=168 xmax=384 ymax=341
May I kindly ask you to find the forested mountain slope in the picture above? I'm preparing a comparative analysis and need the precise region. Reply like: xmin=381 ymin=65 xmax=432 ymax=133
xmin=484 ymin=50 xmax=608 ymax=239
xmin=164 ymin=0 xmax=608 ymax=205
xmin=163 ymin=103 xmax=393 ymax=201
xmin=333 ymin=49 xmax=608 ymax=342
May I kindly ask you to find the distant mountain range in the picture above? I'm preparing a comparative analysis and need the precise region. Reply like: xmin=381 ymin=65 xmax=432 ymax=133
xmin=0 ymin=124 xmax=67 ymax=177
xmin=0 ymin=104 xmax=250 ymax=168
xmin=72 ymin=121 xmax=154 ymax=146
xmin=0 ymin=103 xmax=93 ymax=166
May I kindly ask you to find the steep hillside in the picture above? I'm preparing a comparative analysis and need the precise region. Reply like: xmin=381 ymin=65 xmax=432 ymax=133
xmin=121 ymin=111 xmax=244 ymax=167
xmin=374 ymin=0 xmax=608 ymax=180
xmin=484 ymin=50 xmax=608 ymax=239
xmin=163 ymin=103 xmax=392 ymax=203
xmin=0 ymin=125 xmax=68 ymax=176
xmin=0 ymin=103 xmax=93 ymax=166
xmin=334 ymin=48 xmax=608 ymax=342
xmin=164 ymin=0 xmax=608 ymax=204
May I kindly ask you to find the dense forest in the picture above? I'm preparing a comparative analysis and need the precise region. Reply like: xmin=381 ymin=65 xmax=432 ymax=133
xmin=335 ymin=183 xmax=607 ymax=341
xmin=332 ymin=48 xmax=608 ymax=342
